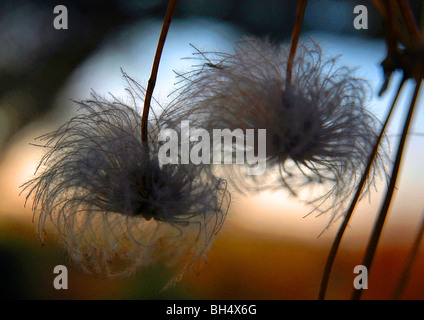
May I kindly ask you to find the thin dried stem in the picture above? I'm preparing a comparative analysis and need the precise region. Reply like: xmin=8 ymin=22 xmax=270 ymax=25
xmin=318 ymin=77 xmax=405 ymax=300
xmin=386 ymin=0 xmax=400 ymax=59
xmin=371 ymin=0 xmax=385 ymax=15
xmin=379 ymin=1 xmax=402 ymax=96
xmin=286 ymin=0 xmax=308 ymax=87
xmin=396 ymin=0 xmax=421 ymax=38
xmin=351 ymin=79 xmax=423 ymax=300
xmin=393 ymin=209 xmax=424 ymax=299
xmin=141 ymin=0 xmax=178 ymax=145
xmin=421 ymin=2 xmax=424 ymax=32
xmin=372 ymin=0 xmax=400 ymax=40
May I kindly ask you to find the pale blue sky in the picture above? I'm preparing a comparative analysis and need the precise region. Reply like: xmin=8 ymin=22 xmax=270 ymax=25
xmin=48 ymin=18 xmax=424 ymax=239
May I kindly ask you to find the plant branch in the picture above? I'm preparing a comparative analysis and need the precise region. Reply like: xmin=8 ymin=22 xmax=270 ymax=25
xmin=351 ymin=79 xmax=422 ymax=300
xmin=386 ymin=0 xmax=400 ymax=59
xmin=371 ymin=0 xmax=385 ymax=15
xmin=318 ymin=77 xmax=405 ymax=300
xmin=141 ymin=0 xmax=178 ymax=145
xmin=396 ymin=0 xmax=421 ymax=39
xmin=378 ymin=1 xmax=402 ymax=96
xmin=286 ymin=0 xmax=308 ymax=87
xmin=393 ymin=209 xmax=424 ymax=299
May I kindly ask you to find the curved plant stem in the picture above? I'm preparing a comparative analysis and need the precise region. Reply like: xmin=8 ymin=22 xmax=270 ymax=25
xmin=421 ymin=2 xmax=424 ymax=32
xmin=393 ymin=209 xmax=424 ymax=299
xmin=286 ymin=0 xmax=308 ymax=88
xmin=351 ymin=79 xmax=422 ymax=300
xmin=371 ymin=0 xmax=385 ymax=15
xmin=396 ymin=0 xmax=421 ymax=39
xmin=374 ymin=0 xmax=400 ymax=48
xmin=141 ymin=0 xmax=178 ymax=145
xmin=386 ymin=1 xmax=400 ymax=54
xmin=318 ymin=77 xmax=405 ymax=300
xmin=374 ymin=2 xmax=400 ymax=96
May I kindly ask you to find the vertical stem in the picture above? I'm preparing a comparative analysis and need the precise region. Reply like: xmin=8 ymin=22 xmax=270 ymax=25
xmin=141 ymin=0 xmax=178 ymax=145
xmin=396 ymin=0 xmax=421 ymax=38
xmin=421 ymin=2 xmax=424 ymax=33
xmin=393 ymin=209 xmax=424 ymax=299
xmin=351 ymin=79 xmax=422 ymax=300
xmin=386 ymin=0 xmax=400 ymax=59
xmin=286 ymin=0 xmax=308 ymax=88
xmin=318 ymin=78 xmax=404 ymax=300
xmin=371 ymin=0 xmax=385 ymax=15
xmin=378 ymin=1 xmax=401 ymax=96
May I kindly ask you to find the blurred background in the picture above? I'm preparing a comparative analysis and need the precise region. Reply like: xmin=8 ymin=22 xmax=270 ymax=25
xmin=1 ymin=0 xmax=424 ymax=299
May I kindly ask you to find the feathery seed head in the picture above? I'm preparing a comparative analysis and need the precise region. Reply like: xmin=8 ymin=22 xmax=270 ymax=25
xmin=173 ymin=38 xmax=387 ymax=220
xmin=22 ymin=74 xmax=230 ymax=282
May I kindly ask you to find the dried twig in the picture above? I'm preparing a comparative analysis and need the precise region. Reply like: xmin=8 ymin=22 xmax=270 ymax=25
xmin=318 ymin=77 xmax=405 ymax=300
xmin=393 ymin=209 xmax=424 ymax=299
xmin=351 ymin=79 xmax=422 ymax=300
xmin=286 ymin=0 xmax=308 ymax=87
xmin=371 ymin=0 xmax=385 ymax=15
xmin=396 ymin=0 xmax=421 ymax=39
xmin=141 ymin=0 xmax=178 ymax=145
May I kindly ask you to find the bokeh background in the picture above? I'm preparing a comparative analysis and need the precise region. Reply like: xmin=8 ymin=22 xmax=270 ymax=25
xmin=1 ymin=0 xmax=424 ymax=299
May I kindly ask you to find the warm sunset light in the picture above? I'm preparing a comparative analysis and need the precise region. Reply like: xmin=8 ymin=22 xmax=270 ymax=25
xmin=1 ymin=0 xmax=423 ymax=304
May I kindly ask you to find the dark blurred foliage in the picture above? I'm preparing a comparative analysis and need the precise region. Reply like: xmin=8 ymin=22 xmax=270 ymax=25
xmin=1 ymin=219 xmax=424 ymax=299
xmin=2 ymin=0 xmax=417 ymax=153
xmin=0 ymin=219 xmax=196 ymax=299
